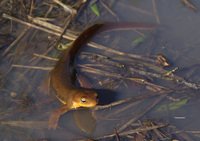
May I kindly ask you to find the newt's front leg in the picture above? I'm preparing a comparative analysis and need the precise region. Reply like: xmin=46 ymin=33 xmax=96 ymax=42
xmin=48 ymin=104 xmax=70 ymax=130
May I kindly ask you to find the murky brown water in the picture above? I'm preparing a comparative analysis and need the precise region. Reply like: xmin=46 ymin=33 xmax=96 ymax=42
xmin=1 ymin=0 xmax=200 ymax=140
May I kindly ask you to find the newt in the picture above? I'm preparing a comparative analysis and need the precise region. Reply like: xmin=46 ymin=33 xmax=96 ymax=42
xmin=49 ymin=22 xmax=162 ymax=130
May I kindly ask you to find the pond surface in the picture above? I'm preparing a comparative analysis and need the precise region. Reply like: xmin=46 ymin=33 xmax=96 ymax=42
xmin=0 ymin=0 xmax=200 ymax=140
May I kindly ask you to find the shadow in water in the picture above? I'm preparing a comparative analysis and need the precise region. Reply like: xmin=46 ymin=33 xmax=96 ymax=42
xmin=72 ymin=89 xmax=117 ymax=135
xmin=93 ymin=88 xmax=118 ymax=105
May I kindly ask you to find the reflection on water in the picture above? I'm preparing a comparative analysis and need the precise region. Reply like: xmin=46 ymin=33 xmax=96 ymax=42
xmin=73 ymin=108 xmax=96 ymax=135
xmin=1 ymin=0 xmax=200 ymax=140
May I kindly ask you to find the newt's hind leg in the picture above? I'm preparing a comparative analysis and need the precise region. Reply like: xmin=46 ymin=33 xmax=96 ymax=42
xmin=48 ymin=104 xmax=70 ymax=130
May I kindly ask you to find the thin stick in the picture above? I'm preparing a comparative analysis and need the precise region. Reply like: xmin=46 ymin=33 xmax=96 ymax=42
xmin=29 ymin=0 xmax=34 ymax=16
xmin=1 ymin=121 xmax=48 ymax=129
xmin=53 ymin=0 xmax=77 ymax=14
xmin=117 ymin=93 xmax=168 ymax=132
xmin=152 ymin=0 xmax=160 ymax=24
xmin=12 ymin=64 xmax=53 ymax=70
xmin=93 ymin=90 xmax=171 ymax=111
xmin=33 ymin=53 xmax=58 ymax=61
xmin=79 ymin=65 xmax=123 ymax=79
xmin=93 ymin=98 xmax=141 ymax=111
xmin=100 ymin=1 xmax=119 ymax=21
xmin=118 ymin=2 xmax=154 ymax=16
xmin=119 ymin=123 xmax=167 ymax=136
xmin=87 ymin=42 xmax=155 ymax=62
xmin=95 ymin=122 xmax=167 ymax=139
xmin=2 ymin=13 xmax=76 ymax=41
xmin=181 ymin=0 xmax=197 ymax=12
xmin=55 ymin=14 xmax=74 ymax=46
xmin=113 ymin=127 xmax=120 ymax=141
xmin=0 ymin=27 xmax=29 ymax=58
xmin=28 ymin=16 xmax=63 ymax=32
xmin=79 ymin=64 xmax=169 ymax=91
xmin=152 ymin=122 xmax=167 ymax=139
xmin=104 ymin=100 xmax=144 ymax=119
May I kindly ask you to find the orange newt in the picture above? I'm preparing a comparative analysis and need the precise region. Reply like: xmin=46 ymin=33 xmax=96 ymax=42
xmin=49 ymin=22 xmax=162 ymax=129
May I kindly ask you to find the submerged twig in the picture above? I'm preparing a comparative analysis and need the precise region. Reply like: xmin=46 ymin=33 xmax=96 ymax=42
xmin=95 ymin=122 xmax=167 ymax=139
xmin=152 ymin=0 xmax=160 ymax=24
xmin=80 ymin=52 xmax=200 ymax=90
xmin=100 ymin=1 xmax=119 ymax=21
xmin=12 ymin=64 xmax=53 ymax=70
xmin=33 ymin=53 xmax=58 ymax=61
xmin=117 ymin=93 xmax=168 ymax=132
xmin=2 ymin=13 xmax=76 ymax=40
xmin=87 ymin=41 xmax=156 ymax=63
xmin=79 ymin=64 xmax=123 ymax=79
xmin=113 ymin=127 xmax=120 ymax=141
xmin=181 ymin=0 xmax=198 ymax=12
xmin=103 ymin=100 xmax=144 ymax=119
xmin=117 ymin=2 xmax=154 ymax=16
xmin=93 ymin=90 xmax=171 ymax=111
xmin=0 ymin=27 xmax=29 ymax=58
xmin=1 ymin=121 xmax=48 ymax=129
xmin=53 ymin=0 xmax=77 ymax=14
xmin=78 ymin=64 xmax=169 ymax=91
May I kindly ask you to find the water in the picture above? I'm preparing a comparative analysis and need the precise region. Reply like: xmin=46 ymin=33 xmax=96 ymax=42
xmin=0 ymin=0 xmax=200 ymax=140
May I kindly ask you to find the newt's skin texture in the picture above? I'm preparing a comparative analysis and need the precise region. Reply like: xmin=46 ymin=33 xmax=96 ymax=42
xmin=49 ymin=22 xmax=162 ymax=129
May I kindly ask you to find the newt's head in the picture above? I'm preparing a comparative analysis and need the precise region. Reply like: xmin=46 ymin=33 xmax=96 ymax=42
xmin=74 ymin=90 xmax=99 ymax=107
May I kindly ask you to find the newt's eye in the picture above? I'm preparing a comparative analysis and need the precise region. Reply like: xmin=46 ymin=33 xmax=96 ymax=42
xmin=81 ymin=97 xmax=86 ymax=103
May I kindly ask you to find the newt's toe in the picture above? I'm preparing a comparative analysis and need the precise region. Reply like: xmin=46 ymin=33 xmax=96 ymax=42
xmin=48 ymin=121 xmax=58 ymax=130
xmin=48 ymin=115 xmax=59 ymax=130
